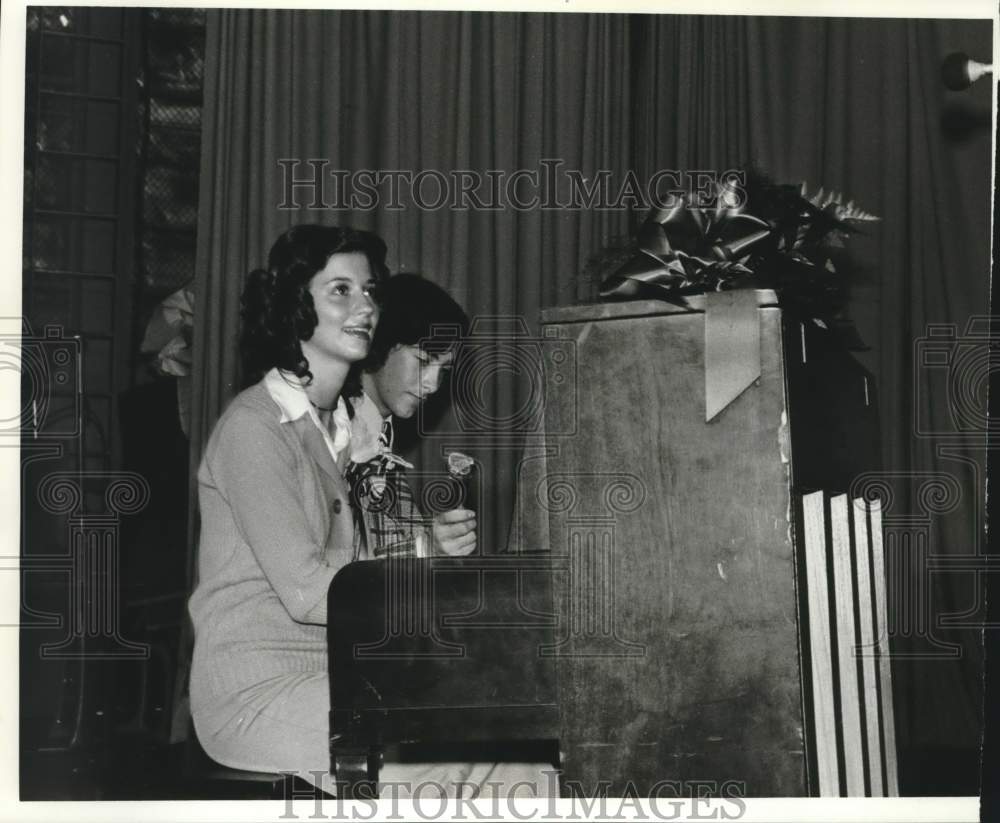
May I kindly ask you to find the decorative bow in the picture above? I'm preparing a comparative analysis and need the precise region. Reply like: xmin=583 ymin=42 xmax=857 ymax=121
xmin=600 ymin=182 xmax=772 ymax=299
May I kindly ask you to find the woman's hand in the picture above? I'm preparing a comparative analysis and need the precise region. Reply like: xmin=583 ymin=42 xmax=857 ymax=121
xmin=431 ymin=509 xmax=477 ymax=556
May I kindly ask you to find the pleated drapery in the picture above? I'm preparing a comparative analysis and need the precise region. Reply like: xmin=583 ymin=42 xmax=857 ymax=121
xmin=186 ymin=10 xmax=992 ymax=790
xmin=630 ymin=16 xmax=991 ymax=769
xmin=188 ymin=11 xmax=635 ymax=569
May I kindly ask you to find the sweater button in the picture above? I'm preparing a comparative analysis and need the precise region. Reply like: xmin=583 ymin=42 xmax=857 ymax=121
xmin=333 ymin=499 xmax=342 ymax=514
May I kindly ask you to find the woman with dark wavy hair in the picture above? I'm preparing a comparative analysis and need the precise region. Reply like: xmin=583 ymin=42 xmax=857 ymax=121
xmin=188 ymin=225 xmax=553 ymax=797
xmin=188 ymin=224 xmax=385 ymax=792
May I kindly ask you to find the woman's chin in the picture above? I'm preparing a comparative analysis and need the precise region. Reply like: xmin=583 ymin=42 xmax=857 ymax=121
xmin=391 ymin=397 xmax=420 ymax=419
xmin=337 ymin=338 xmax=373 ymax=362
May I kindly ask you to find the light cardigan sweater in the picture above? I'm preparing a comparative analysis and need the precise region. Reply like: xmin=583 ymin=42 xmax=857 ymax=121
xmin=188 ymin=371 xmax=356 ymax=702
xmin=187 ymin=373 xmax=554 ymax=793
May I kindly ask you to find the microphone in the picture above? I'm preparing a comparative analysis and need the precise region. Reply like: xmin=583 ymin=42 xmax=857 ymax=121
xmin=942 ymin=52 xmax=994 ymax=90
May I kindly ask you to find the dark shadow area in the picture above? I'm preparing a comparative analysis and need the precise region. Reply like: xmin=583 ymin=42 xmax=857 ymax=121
xmin=940 ymin=100 xmax=993 ymax=143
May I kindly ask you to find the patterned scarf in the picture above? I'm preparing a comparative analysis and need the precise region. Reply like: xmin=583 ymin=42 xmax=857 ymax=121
xmin=345 ymin=418 xmax=426 ymax=558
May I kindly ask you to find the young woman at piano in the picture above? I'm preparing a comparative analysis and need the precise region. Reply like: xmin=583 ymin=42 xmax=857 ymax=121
xmin=187 ymin=224 xmax=551 ymax=797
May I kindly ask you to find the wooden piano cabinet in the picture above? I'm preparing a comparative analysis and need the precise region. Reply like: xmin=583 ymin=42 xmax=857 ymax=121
xmin=513 ymin=296 xmax=892 ymax=797
xmin=328 ymin=556 xmax=561 ymax=793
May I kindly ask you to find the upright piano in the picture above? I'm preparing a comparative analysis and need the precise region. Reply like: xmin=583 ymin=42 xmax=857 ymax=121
xmin=328 ymin=294 xmax=897 ymax=798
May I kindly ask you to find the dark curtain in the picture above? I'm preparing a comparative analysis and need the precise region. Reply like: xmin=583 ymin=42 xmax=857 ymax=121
xmin=188 ymin=9 xmax=634 ymax=563
xmin=186 ymin=11 xmax=992 ymax=791
xmin=632 ymin=15 xmax=991 ymax=785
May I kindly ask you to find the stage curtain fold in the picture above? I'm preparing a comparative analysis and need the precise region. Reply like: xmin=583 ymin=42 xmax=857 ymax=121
xmin=185 ymin=10 xmax=991 ymax=788
xmin=189 ymin=9 xmax=634 ymax=570
xmin=632 ymin=16 xmax=990 ymax=772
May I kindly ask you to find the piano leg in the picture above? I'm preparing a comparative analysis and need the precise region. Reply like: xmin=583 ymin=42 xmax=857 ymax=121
xmin=331 ymin=747 xmax=382 ymax=798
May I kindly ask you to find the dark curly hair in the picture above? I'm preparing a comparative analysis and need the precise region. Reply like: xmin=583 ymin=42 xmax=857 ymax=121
xmin=240 ymin=224 xmax=389 ymax=388
xmin=354 ymin=273 xmax=470 ymax=381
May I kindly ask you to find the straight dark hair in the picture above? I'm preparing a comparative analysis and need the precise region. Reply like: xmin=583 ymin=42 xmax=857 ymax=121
xmin=360 ymin=273 xmax=470 ymax=376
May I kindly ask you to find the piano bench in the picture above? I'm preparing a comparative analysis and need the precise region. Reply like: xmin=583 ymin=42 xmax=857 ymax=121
xmin=184 ymin=730 xmax=335 ymax=800
xmin=188 ymin=766 xmax=333 ymax=800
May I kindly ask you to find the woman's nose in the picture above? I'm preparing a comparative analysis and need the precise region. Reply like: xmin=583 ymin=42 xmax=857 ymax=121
xmin=355 ymin=291 xmax=377 ymax=317
xmin=422 ymin=364 xmax=443 ymax=394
